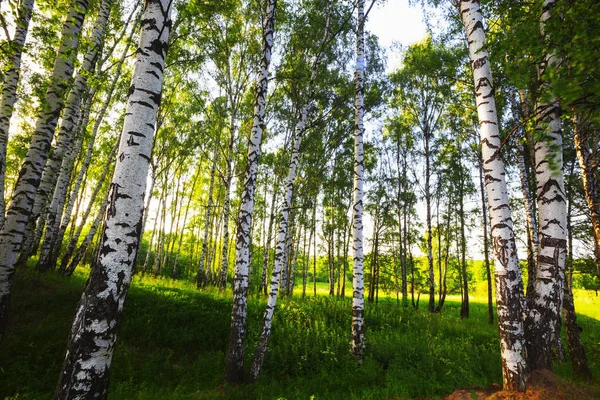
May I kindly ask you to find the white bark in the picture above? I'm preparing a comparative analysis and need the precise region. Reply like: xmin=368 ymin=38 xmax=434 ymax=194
xmin=36 ymin=0 xmax=113 ymax=271
xmin=249 ymin=108 xmax=306 ymax=381
xmin=0 ymin=0 xmax=90 ymax=342
xmin=55 ymin=0 xmax=172 ymax=397
xmin=350 ymin=0 xmax=366 ymax=361
xmin=0 ymin=0 xmax=35 ymax=228
xmin=197 ymin=153 xmax=217 ymax=287
xmin=460 ymin=0 xmax=527 ymax=391
xmin=225 ymin=0 xmax=277 ymax=383
xmin=525 ymin=0 xmax=567 ymax=371
xmin=59 ymin=140 xmax=118 ymax=273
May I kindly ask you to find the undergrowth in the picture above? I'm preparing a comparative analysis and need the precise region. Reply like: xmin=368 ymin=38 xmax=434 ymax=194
xmin=1 ymin=268 xmax=599 ymax=399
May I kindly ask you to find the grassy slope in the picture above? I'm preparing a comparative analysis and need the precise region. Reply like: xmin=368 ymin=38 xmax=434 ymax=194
xmin=0 ymin=268 xmax=598 ymax=400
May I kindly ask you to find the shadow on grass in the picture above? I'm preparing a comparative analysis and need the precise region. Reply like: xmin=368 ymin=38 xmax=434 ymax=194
xmin=0 ymin=268 xmax=598 ymax=400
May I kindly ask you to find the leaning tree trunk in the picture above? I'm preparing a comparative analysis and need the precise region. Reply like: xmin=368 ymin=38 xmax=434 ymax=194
xmin=525 ymin=0 xmax=567 ymax=373
xmin=0 ymin=0 xmax=90 ymax=342
xmin=225 ymin=0 xmax=277 ymax=384
xmin=460 ymin=0 xmax=527 ymax=391
xmin=36 ymin=0 xmax=114 ymax=271
xmin=54 ymin=1 xmax=172 ymax=397
xmin=63 ymin=190 xmax=110 ymax=276
xmin=350 ymin=0 xmax=366 ymax=361
xmin=40 ymin=91 xmax=95 ymax=271
xmin=249 ymin=121 xmax=304 ymax=382
xmin=59 ymin=141 xmax=118 ymax=273
xmin=0 ymin=0 xmax=35 ymax=228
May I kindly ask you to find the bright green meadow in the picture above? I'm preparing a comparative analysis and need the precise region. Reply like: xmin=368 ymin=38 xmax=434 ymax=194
xmin=1 ymin=268 xmax=599 ymax=399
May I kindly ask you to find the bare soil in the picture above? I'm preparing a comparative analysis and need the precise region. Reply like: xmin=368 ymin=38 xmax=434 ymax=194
xmin=445 ymin=369 xmax=598 ymax=400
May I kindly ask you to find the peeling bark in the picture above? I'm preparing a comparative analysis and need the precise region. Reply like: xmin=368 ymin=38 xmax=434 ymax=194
xmin=460 ymin=0 xmax=527 ymax=390
xmin=55 ymin=0 xmax=172 ymax=397
xmin=525 ymin=0 xmax=567 ymax=372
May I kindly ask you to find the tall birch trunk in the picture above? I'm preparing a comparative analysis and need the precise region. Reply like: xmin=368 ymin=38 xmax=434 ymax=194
xmin=219 ymin=123 xmax=235 ymax=290
xmin=350 ymin=0 xmax=366 ymax=361
xmin=0 ymin=0 xmax=90 ymax=341
xmin=55 ymin=0 xmax=171 ymax=396
xmin=41 ymin=91 xmax=95 ymax=271
xmin=36 ymin=0 xmax=113 ymax=271
xmin=460 ymin=0 xmax=527 ymax=390
xmin=0 ymin=0 xmax=35 ymax=228
xmin=59 ymin=141 xmax=118 ymax=273
xmin=249 ymin=125 xmax=303 ymax=382
xmin=525 ymin=0 xmax=568 ymax=372
xmin=197 ymin=154 xmax=217 ymax=287
xmin=225 ymin=0 xmax=277 ymax=383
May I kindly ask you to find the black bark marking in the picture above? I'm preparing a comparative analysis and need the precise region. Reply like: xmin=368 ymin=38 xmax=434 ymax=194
xmin=127 ymin=136 xmax=139 ymax=146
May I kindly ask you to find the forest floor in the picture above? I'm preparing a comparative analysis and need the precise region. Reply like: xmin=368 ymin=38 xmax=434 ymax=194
xmin=1 ymin=266 xmax=599 ymax=399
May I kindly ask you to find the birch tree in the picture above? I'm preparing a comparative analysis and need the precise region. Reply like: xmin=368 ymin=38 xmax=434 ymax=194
xmin=225 ymin=0 xmax=277 ymax=383
xmin=525 ymin=0 xmax=568 ymax=372
xmin=35 ymin=0 xmax=114 ymax=271
xmin=0 ymin=0 xmax=35 ymax=227
xmin=0 ymin=0 xmax=90 ymax=341
xmin=459 ymin=0 xmax=527 ymax=390
xmin=54 ymin=0 xmax=172 ymax=396
xmin=350 ymin=0 xmax=366 ymax=360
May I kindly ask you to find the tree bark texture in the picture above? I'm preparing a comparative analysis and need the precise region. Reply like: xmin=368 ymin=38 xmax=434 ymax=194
xmin=525 ymin=0 xmax=568 ymax=372
xmin=54 ymin=1 xmax=172 ymax=397
xmin=350 ymin=0 xmax=366 ymax=361
xmin=225 ymin=0 xmax=277 ymax=383
xmin=0 ymin=0 xmax=35 ymax=228
xmin=36 ymin=0 xmax=114 ymax=271
xmin=0 ymin=0 xmax=90 ymax=342
xmin=460 ymin=0 xmax=527 ymax=391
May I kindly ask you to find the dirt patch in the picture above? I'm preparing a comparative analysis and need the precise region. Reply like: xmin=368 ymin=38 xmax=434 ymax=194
xmin=445 ymin=370 xmax=597 ymax=400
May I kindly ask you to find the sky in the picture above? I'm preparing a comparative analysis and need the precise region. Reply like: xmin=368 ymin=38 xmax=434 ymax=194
xmin=367 ymin=0 xmax=429 ymax=71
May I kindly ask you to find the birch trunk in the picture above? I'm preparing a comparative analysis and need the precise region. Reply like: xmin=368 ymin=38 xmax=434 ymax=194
xmin=59 ymin=141 xmax=118 ymax=273
xmin=63 ymin=18 xmax=137 ymax=250
xmin=39 ymin=91 xmax=94 ymax=271
xmin=0 ymin=0 xmax=35 ymax=228
xmin=525 ymin=0 xmax=568 ymax=372
xmin=63 ymin=190 xmax=109 ymax=276
xmin=460 ymin=0 xmax=527 ymax=390
xmin=36 ymin=0 xmax=113 ymax=272
xmin=219 ymin=126 xmax=235 ymax=290
xmin=249 ymin=126 xmax=303 ymax=382
xmin=55 ymin=0 xmax=172 ymax=396
xmin=0 ymin=0 xmax=90 ymax=341
xmin=260 ymin=182 xmax=278 ymax=295
xmin=350 ymin=0 xmax=366 ymax=361
xmin=197 ymin=153 xmax=216 ymax=287
xmin=225 ymin=0 xmax=277 ymax=383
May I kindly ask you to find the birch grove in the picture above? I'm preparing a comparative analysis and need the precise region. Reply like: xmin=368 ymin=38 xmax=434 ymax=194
xmin=0 ymin=0 xmax=598 ymax=397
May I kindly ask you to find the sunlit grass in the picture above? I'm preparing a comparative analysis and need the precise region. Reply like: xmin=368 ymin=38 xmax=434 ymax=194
xmin=1 ymin=267 xmax=598 ymax=400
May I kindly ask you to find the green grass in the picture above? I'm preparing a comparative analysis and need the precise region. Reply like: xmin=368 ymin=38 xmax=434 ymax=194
xmin=1 ymin=268 xmax=599 ymax=399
